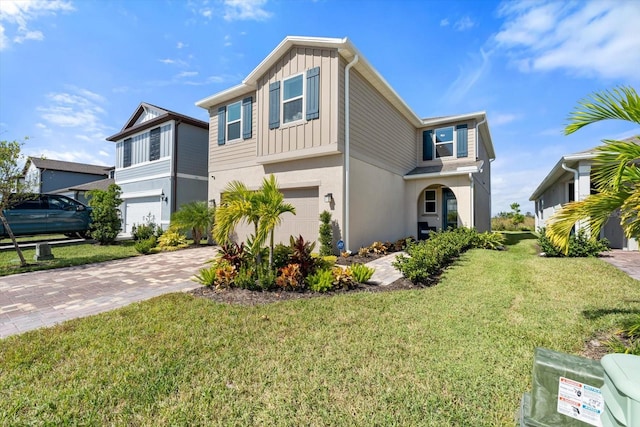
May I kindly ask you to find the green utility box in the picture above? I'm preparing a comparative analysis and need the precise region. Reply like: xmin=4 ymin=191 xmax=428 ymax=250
xmin=520 ymin=347 xmax=605 ymax=427
xmin=600 ymin=354 xmax=640 ymax=427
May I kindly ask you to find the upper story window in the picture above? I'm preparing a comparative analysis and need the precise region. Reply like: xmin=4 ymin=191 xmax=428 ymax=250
xmin=435 ymin=127 xmax=454 ymax=158
xmin=217 ymin=97 xmax=253 ymax=146
xmin=269 ymin=67 xmax=320 ymax=130
xmin=123 ymin=138 xmax=132 ymax=168
xmin=149 ymin=127 xmax=161 ymax=161
xmin=422 ymin=124 xmax=468 ymax=161
xmin=226 ymin=101 xmax=242 ymax=142
xmin=283 ymin=74 xmax=304 ymax=124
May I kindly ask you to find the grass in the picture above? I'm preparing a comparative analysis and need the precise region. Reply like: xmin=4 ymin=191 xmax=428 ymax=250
xmin=0 ymin=241 xmax=138 ymax=276
xmin=1 ymin=239 xmax=639 ymax=425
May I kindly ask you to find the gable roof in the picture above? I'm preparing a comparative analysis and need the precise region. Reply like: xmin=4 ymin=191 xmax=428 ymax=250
xmin=194 ymin=36 xmax=495 ymax=160
xmin=106 ymin=102 xmax=208 ymax=142
xmin=50 ymin=177 xmax=115 ymax=194
xmin=25 ymin=157 xmax=112 ymax=176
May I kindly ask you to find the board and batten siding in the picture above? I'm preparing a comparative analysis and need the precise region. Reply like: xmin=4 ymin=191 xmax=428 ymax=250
xmin=176 ymin=123 xmax=209 ymax=177
xmin=115 ymin=123 xmax=173 ymax=168
xmin=348 ymin=68 xmax=416 ymax=175
xmin=135 ymin=108 xmax=163 ymax=125
xmin=208 ymin=93 xmax=257 ymax=173
xmin=257 ymin=47 xmax=340 ymax=157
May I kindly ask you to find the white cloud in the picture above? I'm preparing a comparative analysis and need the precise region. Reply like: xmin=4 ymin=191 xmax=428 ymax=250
xmin=0 ymin=0 xmax=74 ymax=50
xmin=176 ymin=71 xmax=198 ymax=78
xmin=29 ymin=148 xmax=111 ymax=166
xmin=201 ymin=7 xmax=212 ymax=19
xmin=440 ymin=18 xmax=449 ymax=27
xmin=223 ymin=0 xmax=272 ymax=21
xmin=444 ymin=48 xmax=490 ymax=104
xmin=494 ymin=0 xmax=640 ymax=81
xmin=35 ymin=122 xmax=47 ymax=129
xmin=176 ymin=41 xmax=186 ymax=49
xmin=491 ymin=113 xmax=520 ymax=126
xmin=454 ymin=16 xmax=475 ymax=31
xmin=159 ymin=58 xmax=188 ymax=67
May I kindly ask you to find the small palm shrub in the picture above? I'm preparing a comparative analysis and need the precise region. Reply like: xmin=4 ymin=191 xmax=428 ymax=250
xmin=157 ymin=228 xmax=188 ymax=250
xmin=537 ymin=228 xmax=609 ymax=257
xmin=134 ymin=236 xmax=157 ymax=255
xmin=351 ymin=263 xmax=374 ymax=283
xmin=276 ymin=263 xmax=304 ymax=291
xmin=193 ymin=266 xmax=217 ymax=287
xmin=307 ymin=269 xmax=334 ymax=293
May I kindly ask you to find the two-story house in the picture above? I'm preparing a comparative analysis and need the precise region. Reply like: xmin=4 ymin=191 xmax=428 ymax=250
xmin=196 ymin=36 xmax=495 ymax=252
xmin=22 ymin=158 xmax=112 ymax=196
xmin=106 ymin=103 xmax=209 ymax=234
xmin=530 ymin=141 xmax=639 ymax=251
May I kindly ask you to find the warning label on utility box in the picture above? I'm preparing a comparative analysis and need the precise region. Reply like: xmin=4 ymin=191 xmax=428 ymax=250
xmin=557 ymin=376 xmax=603 ymax=426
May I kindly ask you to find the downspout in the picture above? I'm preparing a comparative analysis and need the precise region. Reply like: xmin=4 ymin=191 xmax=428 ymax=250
xmin=469 ymin=173 xmax=474 ymax=229
xmin=344 ymin=54 xmax=359 ymax=253
xmin=474 ymin=116 xmax=487 ymax=225
xmin=562 ymin=162 xmax=580 ymax=232
xmin=172 ymin=120 xmax=181 ymax=214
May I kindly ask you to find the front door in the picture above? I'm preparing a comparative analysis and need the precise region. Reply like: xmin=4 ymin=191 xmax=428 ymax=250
xmin=442 ymin=188 xmax=458 ymax=230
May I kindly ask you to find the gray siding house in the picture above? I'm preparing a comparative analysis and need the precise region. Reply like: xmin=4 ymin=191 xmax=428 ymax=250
xmin=196 ymin=36 xmax=495 ymax=252
xmin=106 ymin=103 xmax=209 ymax=234
xmin=529 ymin=142 xmax=638 ymax=251
xmin=23 ymin=158 xmax=112 ymax=195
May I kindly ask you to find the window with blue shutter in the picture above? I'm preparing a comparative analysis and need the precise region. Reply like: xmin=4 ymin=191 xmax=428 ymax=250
xmin=306 ymin=67 xmax=320 ymax=120
xmin=422 ymin=130 xmax=433 ymax=161
xmin=456 ymin=124 xmax=468 ymax=158
xmin=123 ymin=138 xmax=132 ymax=167
xmin=217 ymin=106 xmax=226 ymax=145
xmin=149 ymin=127 xmax=161 ymax=161
xmin=269 ymin=81 xmax=280 ymax=129
xmin=242 ymin=96 xmax=252 ymax=139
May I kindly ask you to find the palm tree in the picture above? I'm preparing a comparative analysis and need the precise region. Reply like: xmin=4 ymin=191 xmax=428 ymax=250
xmin=255 ymin=175 xmax=296 ymax=267
xmin=171 ymin=201 xmax=215 ymax=246
xmin=547 ymin=86 xmax=640 ymax=253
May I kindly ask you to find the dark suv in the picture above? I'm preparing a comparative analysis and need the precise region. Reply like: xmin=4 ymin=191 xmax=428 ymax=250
xmin=1 ymin=194 xmax=93 ymax=238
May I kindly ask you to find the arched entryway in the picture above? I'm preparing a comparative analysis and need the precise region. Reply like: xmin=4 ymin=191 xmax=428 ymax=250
xmin=416 ymin=184 xmax=459 ymax=239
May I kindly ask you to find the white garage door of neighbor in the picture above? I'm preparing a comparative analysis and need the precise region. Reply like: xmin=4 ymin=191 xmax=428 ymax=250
xmin=125 ymin=197 xmax=161 ymax=234
xmin=274 ymin=188 xmax=319 ymax=245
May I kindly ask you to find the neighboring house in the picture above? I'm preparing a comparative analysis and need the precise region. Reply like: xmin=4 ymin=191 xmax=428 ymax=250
xmin=106 ymin=102 xmax=209 ymax=234
xmin=196 ymin=36 xmax=495 ymax=252
xmin=529 ymin=142 xmax=638 ymax=251
xmin=51 ymin=172 xmax=115 ymax=205
xmin=22 ymin=157 xmax=112 ymax=194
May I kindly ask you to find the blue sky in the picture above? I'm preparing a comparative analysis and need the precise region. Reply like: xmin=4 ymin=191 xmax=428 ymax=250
xmin=1 ymin=0 xmax=639 ymax=215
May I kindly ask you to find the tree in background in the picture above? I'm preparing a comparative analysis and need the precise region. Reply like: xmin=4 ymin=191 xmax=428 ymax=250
xmin=547 ymin=86 xmax=640 ymax=253
xmin=171 ymin=200 xmax=215 ymax=246
xmin=509 ymin=203 xmax=525 ymax=229
xmin=87 ymin=184 xmax=123 ymax=245
xmin=0 ymin=139 xmax=33 ymax=266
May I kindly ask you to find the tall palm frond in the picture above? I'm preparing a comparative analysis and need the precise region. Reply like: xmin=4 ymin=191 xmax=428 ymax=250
xmin=565 ymin=86 xmax=640 ymax=135
xmin=170 ymin=201 xmax=214 ymax=245
xmin=255 ymin=175 xmax=296 ymax=267
xmin=213 ymin=180 xmax=258 ymax=245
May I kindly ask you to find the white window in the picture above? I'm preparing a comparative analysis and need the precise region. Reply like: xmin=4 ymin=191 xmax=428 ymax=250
xmin=434 ymin=126 xmax=454 ymax=158
xmin=282 ymin=74 xmax=304 ymax=124
xmin=226 ymin=101 xmax=242 ymax=142
xmin=424 ymin=190 xmax=437 ymax=213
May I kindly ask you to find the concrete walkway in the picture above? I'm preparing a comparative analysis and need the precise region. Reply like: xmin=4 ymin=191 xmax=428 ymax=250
xmin=601 ymin=250 xmax=640 ymax=282
xmin=0 ymin=246 xmax=217 ymax=339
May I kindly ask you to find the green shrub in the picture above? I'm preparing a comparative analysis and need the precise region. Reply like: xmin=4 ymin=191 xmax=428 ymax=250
xmin=192 ymin=266 xmax=217 ymax=287
xmin=257 ymin=265 xmax=277 ymax=291
xmin=307 ymin=269 xmax=334 ymax=293
xmin=87 ymin=184 xmax=122 ymax=245
xmin=314 ymin=255 xmax=337 ymax=270
xmin=235 ymin=265 xmax=257 ymax=290
xmin=350 ymin=263 xmax=375 ymax=283
xmin=134 ymin=236 xmax=156 ymax=255
xmin=319 ymin=210 xmax=333 ymax=256
xmin=537 ymin=228 xmax=609 ymax=257
xmin=157 ymin=228 xmax=188 ymax=250
xmin=474 ymin=231 xmax=506 ymax=250
xmin=273 ymin=243 xmax=293 ymax=269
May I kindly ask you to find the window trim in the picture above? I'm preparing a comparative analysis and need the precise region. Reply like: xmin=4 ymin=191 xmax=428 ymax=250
xmin=424 ymin=189 xmax=437 ymax=214
xmin=226 ymin=101 xmax=242 ymax=143
xmin=282 ymin=72 xmax=305 ymax=125
xmin=434 ymin=126 xmax=455 ymax=159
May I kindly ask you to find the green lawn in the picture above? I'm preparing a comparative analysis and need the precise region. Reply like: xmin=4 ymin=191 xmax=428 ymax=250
xmin=0 ymin=241 xmax=139 ymax=276
xmin=1 ymin=240 xmax=638 ymax=425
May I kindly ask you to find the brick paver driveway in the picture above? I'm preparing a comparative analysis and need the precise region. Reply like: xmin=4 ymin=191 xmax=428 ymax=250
xmin=0 ymin=246 xmax=217 ymax=338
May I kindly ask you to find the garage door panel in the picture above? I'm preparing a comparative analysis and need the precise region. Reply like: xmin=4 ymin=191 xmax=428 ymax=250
xmin=125 ymin=197 xmax=161 ymax=234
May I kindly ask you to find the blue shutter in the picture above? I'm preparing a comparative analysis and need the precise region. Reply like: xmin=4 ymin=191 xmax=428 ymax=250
xmin=306 ymin=66 xmax=320 ymax=120
xmin=422 ymin=130 xmax=433 ymax=161
xmin=456 ymin=124 xmax=468 ymax=158
xmin=217 ymin=106 xmax=226 ymax=145
xmin=269 ymin=81 xmax=280 ymax=129
xmin=242 ymin=96 xmax=252 ymax=139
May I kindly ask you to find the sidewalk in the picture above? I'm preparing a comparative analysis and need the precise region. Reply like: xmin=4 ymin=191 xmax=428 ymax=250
xmin=0 ymin=246 xmax=217 ymax=339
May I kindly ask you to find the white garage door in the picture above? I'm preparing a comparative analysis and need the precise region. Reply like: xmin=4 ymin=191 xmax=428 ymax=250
xmin=274 ymin=188 xmax=319 ymax=245
xmin=124 ymin=197 xmax=162 ymax=234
